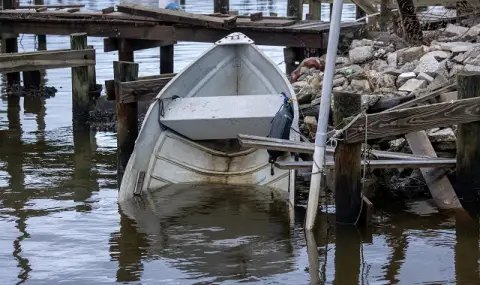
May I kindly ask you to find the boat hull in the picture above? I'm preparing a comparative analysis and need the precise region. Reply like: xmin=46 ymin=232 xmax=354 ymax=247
xmin=118 ymin=33 xmax=300 ymax=203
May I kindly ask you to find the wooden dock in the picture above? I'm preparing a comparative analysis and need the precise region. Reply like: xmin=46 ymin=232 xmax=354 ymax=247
xmin=0 ymin=8 xmax=364 ymax=48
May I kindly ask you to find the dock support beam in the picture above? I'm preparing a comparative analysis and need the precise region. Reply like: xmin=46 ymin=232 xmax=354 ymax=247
xmin=456 ymin=72 xmax=480 ymax=219
xmin=70 ymin=33 xmax=91 ymax=129
xmin=160 ymin=45 xmax=174 ymax=74
xmin=114 ymin=61 xmax=139 ymax=180
xmin=3 ymin=0 xmax=20 ymax=85
xmin=333 ymin=92 xmax=362 ymax=225
xmin=214 ymin=0 xmax=229 ymax=14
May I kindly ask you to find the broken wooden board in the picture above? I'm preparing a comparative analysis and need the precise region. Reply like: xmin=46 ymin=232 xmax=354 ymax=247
xmin=18 ymin=4 xmax=85 ymax=9
xmin=117 ymin=3 xmax=236 ymax=29
xmin=405 ymin=131 xmax=462 ymax=210
xmin=237 ymin=133 xmax=440 ymax=160
xmin=119 ymin=74 xmax=177 ymax=103
xmin=344 ymin=96 xmax=480 ymax=143
xmin=0 ymin=49 xmax=95 ymax=73
xmin=276 ymin=158 xmax=457 ymax=169
xmin=389 ymin=83 xmax=457 ymax=111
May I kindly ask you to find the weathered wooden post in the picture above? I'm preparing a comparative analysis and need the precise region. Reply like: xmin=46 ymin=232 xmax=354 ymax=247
xmin=160 ymin=45 xmax=174 ymax=74
xmin=396 ymin=0 xmax=423 ymax=43
xmin=87 ymin=44 xmax=97 ymax=92
xmin=114 ymin=61 xmax=139 ymax=178
xmin=333 ymin=91 xmax=362 ymax=224
xmin=214 ymin=0 xmax=229 ymax=14
xmin=23 ymin=9 xmax=45 ymax=91
xmin=309 ymin=0 xmax=321 ymax=20
xmin=70 ymin=33 xmax=91 ymax=129
xmin=456 ymin=71 xmax=480 ymax=219
xmin=284 ymin=0 xmax=303 ymax=76
xmin=2 ymin=0 xmax=20 ymax=86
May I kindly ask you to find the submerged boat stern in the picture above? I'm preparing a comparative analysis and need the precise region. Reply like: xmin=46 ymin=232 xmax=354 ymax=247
xmin=119 ymin=32 xmax=300 ymax=203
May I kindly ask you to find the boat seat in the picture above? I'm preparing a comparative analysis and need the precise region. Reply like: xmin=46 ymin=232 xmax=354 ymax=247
xmin=160 ymin=94 xmax=286 ymax=140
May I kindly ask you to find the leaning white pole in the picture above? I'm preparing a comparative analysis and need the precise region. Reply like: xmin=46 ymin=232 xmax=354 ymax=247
xmin=305 ymin=0 xmax=344 ymax=230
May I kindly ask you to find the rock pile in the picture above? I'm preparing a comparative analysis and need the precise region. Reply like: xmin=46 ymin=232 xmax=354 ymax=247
xmin=292 ymin=22 xmax=480 ymax=199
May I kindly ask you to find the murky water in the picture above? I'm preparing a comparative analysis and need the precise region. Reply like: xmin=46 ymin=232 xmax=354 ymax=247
xmin=1 ymin=0 xmax=479 ymax=284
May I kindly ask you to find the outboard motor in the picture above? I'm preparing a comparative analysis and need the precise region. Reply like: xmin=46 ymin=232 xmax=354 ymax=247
xmin=267 ymin=93 xmax=294 ymax=175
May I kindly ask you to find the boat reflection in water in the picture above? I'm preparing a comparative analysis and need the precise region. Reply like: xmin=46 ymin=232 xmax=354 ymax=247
xmin=118 ymin=184 xmax=300 ymax=283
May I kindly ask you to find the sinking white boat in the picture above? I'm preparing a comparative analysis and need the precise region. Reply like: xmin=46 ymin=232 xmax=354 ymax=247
xmin=118 ymin=32 xmax=300 ymax=202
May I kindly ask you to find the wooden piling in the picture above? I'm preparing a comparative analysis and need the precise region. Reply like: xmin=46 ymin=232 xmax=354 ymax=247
xmin=283 ymin=47 xmax=297 ymax=76
xmin=214 ymin=0 xmax=229 ymax=14
xmin=26 ymin=0 xmax=44 ymax=91
xmin=333 ymin=91 xmax=362 ymax=225
xmin=2 ymin=0 xmax=20 ymax=85
xmin=160 ymin=45 xmax=174 ymax=74
xmin=309 ymin=0 xmax=321 ymax=20
xmin=114 ymin=61 xmax=139 ymax=177
xmin=22 ymin=70 xmax=41 ymax=89
xmin=35 ymin=0 xmax=47 ymax=50
xmin=396 ymin=0 xmax=423 ymax=43
xmin=70 ymin=33 xmax=90 ymax=129
xmin=456 ymin=72 xmax=480 ymax=219
xmin=87 ymin=44 xmax=97 ymax=92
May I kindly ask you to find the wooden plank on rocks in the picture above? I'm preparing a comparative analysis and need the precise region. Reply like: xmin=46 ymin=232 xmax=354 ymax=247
xmin=0 ymin=49 xmax=95 ymax=73
xmin=344 ymin=97 xmax=480 ymax=143
xmin=276 ymin=158 xmax=457 ymax=169
xmin=117 ymin=3 xmax=237 ymax=29
xmin=388 ymin=83 xmax=457 ymax=111
xmin=405 ymin=131 xmax=462 ymax=209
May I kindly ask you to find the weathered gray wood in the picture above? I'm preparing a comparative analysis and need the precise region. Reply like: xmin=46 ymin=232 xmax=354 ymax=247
xmin=87 ymin=45 xmax=96 ymax=94
xmin=0 ymin=49 xmax=95 ymax=73
xmin=214 ymin=0 xmax=229 ymax=14
xmin=309 ymin=0 xmax=322 ymax=20
xmin=456 ymin=72 xmax=480 ymax=218
xmin=405 ymin=131 xmax=462 ymax=209
xmin=102 ymin=7 xmax=114 ymax=14
xmin=333 ymin=91 xmax=362 ymax=225
xmin=388 ymin=83 xmax=456 ymax=111
xmin=2 ymin=0 xmax=14 ymax=9
xmin=70 ymin=33 xmax=91 ymax=129
xmin=237 ymin=133 xmax=440 ymax=160
xmin=105 ymin=79 xmax=115 ymax=101
xmin=117 ymin=3 xmax=236 ymax=30
xmin=344 ymin=96 xmax=480 ymax=143
xmin=22 ymin=70 xmax=41 ymax=89
xmin=103 ymin=38 xmax=176 ymax=52
xmin=114 ymin=61 xmax=139 ymax=176
xmin=119 ymin=74 xmax=175 ymax=103
xmin=287 ymin=0 xmax=303 ymax=19
xmin=250 ymin=12 xmax=263 ymax=21
xmin=160 ymin=45 xmax=174 ymax=74
xmin=4 ymin=37 xmax=20 ymax=85
xmin=276 ymin=159 xmax=457 ymax=169
xmin=0 ymin=17 xmax=176 ymax=41
xmin=18 ymin=4 xmax=85 ymax=9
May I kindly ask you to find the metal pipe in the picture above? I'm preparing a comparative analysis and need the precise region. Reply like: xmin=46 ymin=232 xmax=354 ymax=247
xmin=305 ymin=0 xmax=344 ymax=230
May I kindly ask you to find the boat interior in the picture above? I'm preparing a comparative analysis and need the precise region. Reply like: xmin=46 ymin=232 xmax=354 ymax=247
xmin=156 ymin=40 xmax=296 ymax=153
